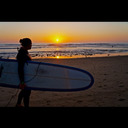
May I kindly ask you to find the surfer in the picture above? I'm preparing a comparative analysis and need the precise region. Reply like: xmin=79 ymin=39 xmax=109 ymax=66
xmin=16 ymin=38 xmax=32 ymax=107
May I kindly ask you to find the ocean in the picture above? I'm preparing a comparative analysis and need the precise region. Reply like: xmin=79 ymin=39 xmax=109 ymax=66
xmin=0 ymin=42 xmax=128 ymax=59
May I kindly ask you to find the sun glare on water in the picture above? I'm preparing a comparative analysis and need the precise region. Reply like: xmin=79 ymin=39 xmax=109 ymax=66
xmin=56 ymin=56 xmax=60 ymax=59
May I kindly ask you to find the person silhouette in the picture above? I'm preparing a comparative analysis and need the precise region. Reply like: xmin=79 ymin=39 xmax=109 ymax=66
xmin=16 ymin=38 xmax=32 ymax=107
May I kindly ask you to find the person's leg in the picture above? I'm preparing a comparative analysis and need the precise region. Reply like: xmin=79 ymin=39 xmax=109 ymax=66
xmin=23 ymin=90 xmax=31 ymax=107
xmin=16 ymin=90 xmax=25 ymax=107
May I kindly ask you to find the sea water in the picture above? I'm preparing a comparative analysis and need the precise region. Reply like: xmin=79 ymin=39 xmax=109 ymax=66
xmin=0 ymin=42 xmax=128 ymax=59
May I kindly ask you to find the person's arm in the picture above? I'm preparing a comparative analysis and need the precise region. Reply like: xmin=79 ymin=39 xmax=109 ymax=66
xmin=18 ymin=60 xmax=25 ymax=83
xmin=17 ymin=60 xmax=27 ymax=89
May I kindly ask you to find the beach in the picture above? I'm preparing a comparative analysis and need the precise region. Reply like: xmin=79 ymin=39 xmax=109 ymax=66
xmin=0 ymin=55 xmax=128 ymax=107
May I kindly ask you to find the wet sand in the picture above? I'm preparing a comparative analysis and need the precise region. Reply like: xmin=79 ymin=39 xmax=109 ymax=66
xmin=0 ymin=55 xmax=128 ymax=107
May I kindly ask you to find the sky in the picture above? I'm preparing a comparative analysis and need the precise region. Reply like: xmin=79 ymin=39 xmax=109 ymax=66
xmin=0 ymin=22 xmax=128 ymax=43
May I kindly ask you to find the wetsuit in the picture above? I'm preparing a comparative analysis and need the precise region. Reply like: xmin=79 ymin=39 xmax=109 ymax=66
xmin=16 ymin=47 xmax=32 ymax=107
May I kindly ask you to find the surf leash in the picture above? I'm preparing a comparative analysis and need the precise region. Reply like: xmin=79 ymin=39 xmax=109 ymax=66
xmin=25 ymin=62 xmax=41 ymax=83
xmin=5 ymin=89 xmax=20 ymax=107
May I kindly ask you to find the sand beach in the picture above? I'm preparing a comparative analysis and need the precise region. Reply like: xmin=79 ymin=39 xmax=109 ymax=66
xmin=0 ymin=55 xmax=128 ymax=107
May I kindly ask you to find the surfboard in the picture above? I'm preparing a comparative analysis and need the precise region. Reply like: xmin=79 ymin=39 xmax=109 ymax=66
xmin=0 ymin=59 xmax=94 ymax=91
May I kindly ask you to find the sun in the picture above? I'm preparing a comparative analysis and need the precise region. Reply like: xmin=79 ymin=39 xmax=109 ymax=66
xmin=56 ymin=38 xmax=59 ymax=43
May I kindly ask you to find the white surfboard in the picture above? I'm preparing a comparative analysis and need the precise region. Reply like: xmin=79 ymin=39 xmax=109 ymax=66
xmin=0 ymin=59 xmax=94 ymax=91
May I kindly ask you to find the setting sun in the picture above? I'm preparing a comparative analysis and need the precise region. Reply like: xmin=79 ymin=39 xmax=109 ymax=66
xmin=56 ymin=38 xmax=59 ymax=42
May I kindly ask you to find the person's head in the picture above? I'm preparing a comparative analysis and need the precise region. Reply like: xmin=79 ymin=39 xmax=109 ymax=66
xmin=19 ymin=38 xmax=32 ymax=50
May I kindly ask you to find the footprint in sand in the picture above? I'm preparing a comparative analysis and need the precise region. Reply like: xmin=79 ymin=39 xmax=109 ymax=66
xmin=118 ymin=85 xmax=124 ymax=87
xmin=118 ymin=98 xmax=125 ymax=101
xmin=77 ymin=100 xmax=83 ymax=103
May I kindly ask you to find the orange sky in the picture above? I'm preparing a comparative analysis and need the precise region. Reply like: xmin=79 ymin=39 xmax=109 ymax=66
xmin=0 ymin=22 xmax=128 ymax=43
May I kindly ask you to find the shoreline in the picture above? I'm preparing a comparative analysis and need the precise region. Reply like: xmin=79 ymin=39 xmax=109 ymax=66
xmin=32 ymin=53 xmax=128 ymax=61
xmin=31 ymin=51 xmax=128 ymax=60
